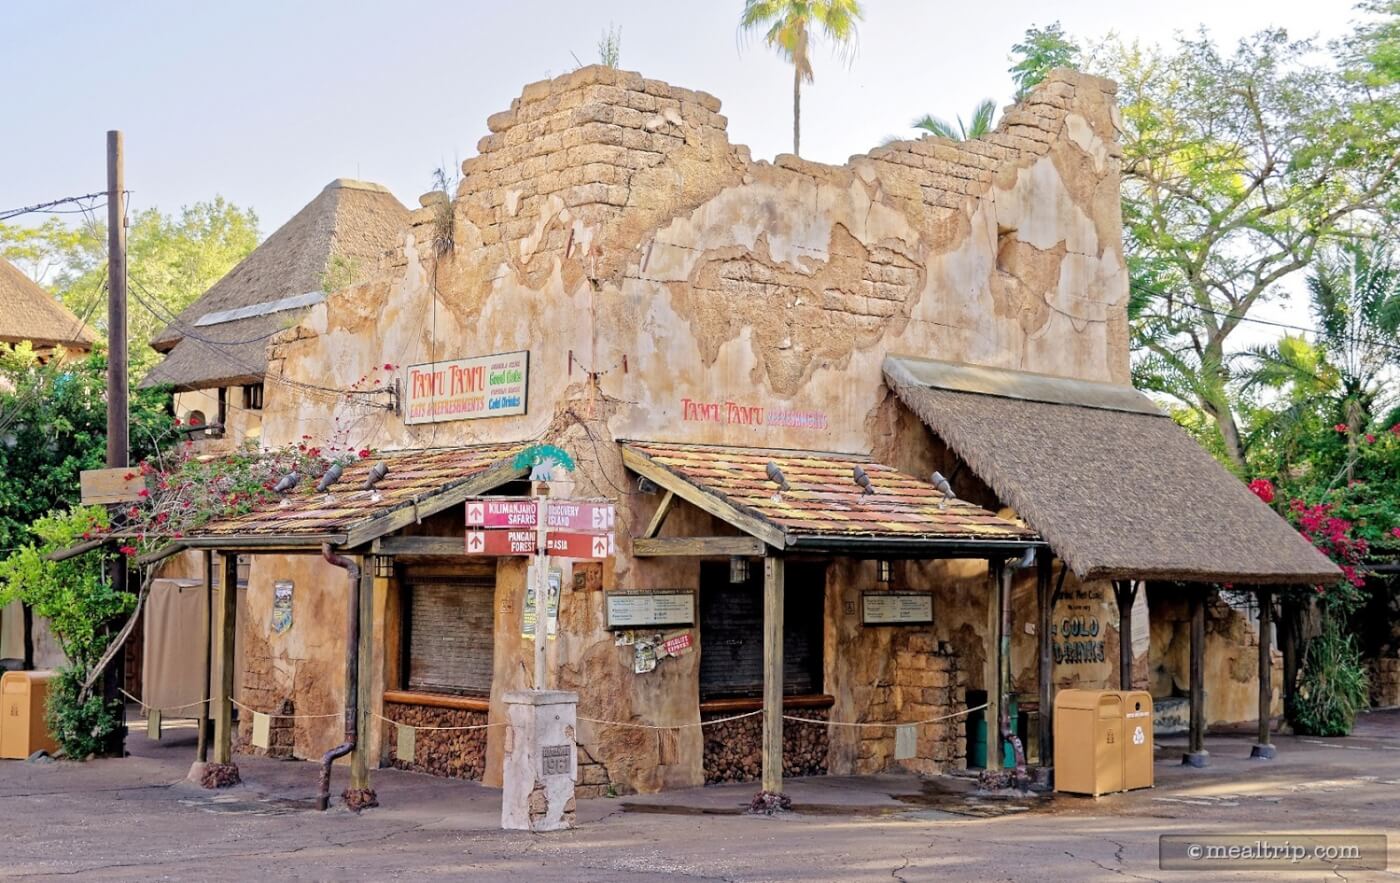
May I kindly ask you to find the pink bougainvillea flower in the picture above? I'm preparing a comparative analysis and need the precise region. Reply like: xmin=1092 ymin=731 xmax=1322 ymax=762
xmin=118 ymin=545 xmax=137 ymax=556
xmin=383 ymin=363 xmax=393 ymax=370
xmin=1392 ymin=527 xmax=1400 ymax=540
xmin=1366 ymin=433 xmax=1376 ymax=444
xmin=1248 ymin=478 xmax=1275 ymax=504
xmin=137 ymin=488 xmax=149 ymax=498
xmin=1334 ymin=423 xmax=1349 ymax=433
xmin=358 ymin=448 xmax=371 ymax=459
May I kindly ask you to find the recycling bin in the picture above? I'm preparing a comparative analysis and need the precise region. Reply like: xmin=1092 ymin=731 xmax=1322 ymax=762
xmin=0 ymin=670 xmax=58 ymax=759
xmin=1120 ymin=690 xmax=1154 ymax=791
xmin=1053 ymin=689 xmax=1124 ymax=797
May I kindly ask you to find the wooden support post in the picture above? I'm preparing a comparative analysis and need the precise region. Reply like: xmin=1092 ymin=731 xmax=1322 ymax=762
xmin=1113 ymin=580 xmax=1139 ymax=690
xmin=1251 ymin=589 xmax=1276 ymax=759
xmin=213 ymin=553 xmax=238 ymax=765
xmin=196 ymin=551 xmax=213 ymax=763
xmin=1036 ymin=555 xmax=1054 ymax=770
xmin=1183 ymin=586 xmax=1209 ymax=767
xmin=350 ymin=559 xmax=375 ymax=791
xmin=1279 ymin=595 xmax=1299 ymax=725
xmin=986 ymin=559 xmax=1004 ymax=771
xmin=761 ymin=556 xmax=785 ymax=794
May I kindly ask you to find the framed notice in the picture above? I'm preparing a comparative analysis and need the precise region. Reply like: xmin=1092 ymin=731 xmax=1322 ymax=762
xmin=403 ymin=350 xmax=529 ymax=424
xmin=862 ymin=591 xmax=933 ymax=625
xmin=605 ymin=590 xmax=696 ymax=630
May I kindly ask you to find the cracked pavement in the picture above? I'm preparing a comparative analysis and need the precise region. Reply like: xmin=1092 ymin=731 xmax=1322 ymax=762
xmin=0 ymin=710 xmax=1396 ymax=881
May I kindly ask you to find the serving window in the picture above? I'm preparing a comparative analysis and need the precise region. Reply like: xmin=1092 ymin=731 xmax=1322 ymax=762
xmin=401 ymin=575 xmax=495 ymax=697
xmin=698 ymin=561 xmax=824 ymax=699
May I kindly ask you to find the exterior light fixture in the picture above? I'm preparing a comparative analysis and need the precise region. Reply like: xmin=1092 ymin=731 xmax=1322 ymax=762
xmin=315 ymin=462 xmax=344 ymax=493
xmin=637 ymin=476 xmax=660 ymax=495
xmin=273 ymin=471 xmax=301 ymax=494
xmin=877 ymin=559 xmax=892 ymax=585
xmin=730 ymin=556 xmax=750 ymax=584
xmin=853 ymin=465 xmax=875 ymax=496
xmin=930 ymin=471 xmax=955 ymax=509
xmin=362 ymin=462 xmax=389 ymax=490
xmin=373 ymin=556 xmax=394 ymax=579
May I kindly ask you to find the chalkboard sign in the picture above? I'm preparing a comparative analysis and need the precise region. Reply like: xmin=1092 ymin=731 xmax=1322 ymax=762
xmin=862 ymin=591 xmax=933 ymax=625
xmin=605 ymin=590 xmax=696 ymax=629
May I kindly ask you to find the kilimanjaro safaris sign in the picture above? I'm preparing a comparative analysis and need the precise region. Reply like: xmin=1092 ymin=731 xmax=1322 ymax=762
xmin=404 ymin=351 xmax=528 ymax=424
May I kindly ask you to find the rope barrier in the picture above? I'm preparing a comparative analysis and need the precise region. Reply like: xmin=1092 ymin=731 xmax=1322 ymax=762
xmin=120 ymin=689 xmax=210 ymax=715
xmin=781 ymin=702 xmax=989 ymax=729
xmin=230 ymin=699 xmax=342 ymax=720
xmin=369 ymin=711 xmax=503 ymax=732
xmin=577 ymin=709 xmax=763 ymax=730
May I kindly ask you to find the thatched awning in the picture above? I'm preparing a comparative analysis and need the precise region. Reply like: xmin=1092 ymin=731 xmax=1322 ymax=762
xmin=0 ymin=256 xmax=97 ymax=350
xmin=884 ymin=355 xmax=1340 ymax=585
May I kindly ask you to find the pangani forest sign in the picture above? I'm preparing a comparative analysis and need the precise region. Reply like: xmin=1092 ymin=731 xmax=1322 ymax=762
xmin=404 ymin=351 xmax=528 ymax=425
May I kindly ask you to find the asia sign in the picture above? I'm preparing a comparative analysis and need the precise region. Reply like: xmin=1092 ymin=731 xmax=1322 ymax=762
xmin=465 ymin=529 xmax=614 ymax=559
xmin=403 ymin=351 xmax=528 ymax=425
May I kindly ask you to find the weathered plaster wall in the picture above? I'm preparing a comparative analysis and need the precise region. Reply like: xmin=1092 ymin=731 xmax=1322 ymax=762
xmin=1149 ymin=591 xmax=1282 ymax=725
xmin=173 ymin=387 xmax=263 ymax=454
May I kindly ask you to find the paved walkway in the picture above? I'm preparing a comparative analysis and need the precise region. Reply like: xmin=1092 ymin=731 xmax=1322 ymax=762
xmin=0 ymin=710 xmax=1396 ymax=881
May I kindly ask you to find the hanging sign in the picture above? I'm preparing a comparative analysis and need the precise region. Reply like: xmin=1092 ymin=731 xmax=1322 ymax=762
xmin=466 ymin=530 xmax=537 ymax=556
xmin=861 ymin=591 xmax=933 ymax=625
xmin=465 ymin=498 xmax=538 ymax=528
xmin=403 ymin=350 xmax=528 ymax=425
xmin=545 ymin=500 xmax=615 ymax=531
xmin=544 ymin=531 xmax=612 ymax=560
xmin=465 ymin=498 xmax=615 ymax=530
xmin=465 ymin=530 xmax=613 ymax=558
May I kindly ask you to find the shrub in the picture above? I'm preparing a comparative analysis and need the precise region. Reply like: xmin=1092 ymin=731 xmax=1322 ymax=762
xmin=45 ymin=666 xmax=121 ymax=759
xmin=1293 ymin=617 xmax=1370 ymax=736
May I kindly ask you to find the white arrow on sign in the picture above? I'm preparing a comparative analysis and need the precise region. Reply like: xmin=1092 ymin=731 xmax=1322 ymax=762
xmin=467 ymin=531 xmax=485 ymax=552
xmin=591 ymin=535 xmax=609 ymax=558
xmin=466 ymin=502 xmax=485 ymax=525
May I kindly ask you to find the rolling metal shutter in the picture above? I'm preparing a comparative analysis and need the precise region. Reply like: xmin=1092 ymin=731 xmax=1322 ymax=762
xmin=698 ymin=563 xmax=824 ymax=698
xmin=406 ymin=579 xmax=495 ymax=696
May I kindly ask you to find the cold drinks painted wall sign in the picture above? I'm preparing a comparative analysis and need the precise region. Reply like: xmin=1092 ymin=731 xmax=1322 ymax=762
xmin=404 ymin=351 xmax=528 ymax=424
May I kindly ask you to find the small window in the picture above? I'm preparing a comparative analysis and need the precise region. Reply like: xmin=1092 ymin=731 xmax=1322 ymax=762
xmin=243 ymin=383 xmax=264 ymax=410
xmin=403 ymin=580 xmax=495 ymax=696
xmin=236 ymin=555 xmax=251 ymax=590
xmin=699 ymin=562 xmax=825 ymax=699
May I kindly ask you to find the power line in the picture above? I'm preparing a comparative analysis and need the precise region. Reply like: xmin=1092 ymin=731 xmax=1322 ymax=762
xmin=0 ymin=191 xmax=108 ymax=222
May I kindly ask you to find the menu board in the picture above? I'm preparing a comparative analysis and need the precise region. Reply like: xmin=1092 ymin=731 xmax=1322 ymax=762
xmin=605 ymin=590 xmax=696 ymax=629
xmin=862 ymin=591 xmax=933 ymax=625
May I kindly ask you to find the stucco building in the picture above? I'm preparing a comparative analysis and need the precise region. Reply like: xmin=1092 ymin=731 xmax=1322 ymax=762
xmin=145 ymin=66 xmax=1337 ymax=799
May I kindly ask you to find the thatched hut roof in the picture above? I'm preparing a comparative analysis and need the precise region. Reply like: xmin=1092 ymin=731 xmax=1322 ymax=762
xmin=0 ymin=256 xmax=97 ymax=351
xmin=141 ymin=179 xmax=408 ymax=390
xmin=884 ymin=355 xmax=1341 ymax=585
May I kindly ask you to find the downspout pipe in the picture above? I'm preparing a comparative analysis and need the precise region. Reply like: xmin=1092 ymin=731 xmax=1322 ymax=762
xmin=1002 ymin=554 xmax=1030 ymax=781
xmin=319 ymin=544 xmax=360 ymax=811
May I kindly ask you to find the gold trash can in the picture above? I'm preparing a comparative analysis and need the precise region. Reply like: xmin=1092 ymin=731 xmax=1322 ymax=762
xmin=0 ymin=670 xmax=59 ymax=759
xmin=1120 ymin=690 xmax=1154 ymax=791
xmin=1053 ymin=689 xmax=1124 ymax=797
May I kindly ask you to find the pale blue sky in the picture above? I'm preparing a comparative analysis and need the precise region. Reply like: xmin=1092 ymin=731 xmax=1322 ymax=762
xmin=0 ymin=0 xmax=1360 ymax=339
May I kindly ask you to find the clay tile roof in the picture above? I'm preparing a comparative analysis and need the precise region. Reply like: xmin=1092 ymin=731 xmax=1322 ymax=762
xmin=184 ymin=444 xmax=525 ymax=545
xmin=623 ymin=441 xmax=1039 ymax=551
xmin=141 ymin=179 xmax=409 ymax=391
xmin=0 ymin=256 xmax=97 ymax=350
xmin=884 ymin=354 xmax=1341 ymax=585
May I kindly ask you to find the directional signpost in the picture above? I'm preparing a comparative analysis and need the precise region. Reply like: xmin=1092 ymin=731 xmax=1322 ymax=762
xmin=464 ymin=495 xmax=616 ymax=691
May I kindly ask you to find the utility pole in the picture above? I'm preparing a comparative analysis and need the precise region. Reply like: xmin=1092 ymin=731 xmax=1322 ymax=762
xmin=105 ymin=130 xmax=129 ymax=756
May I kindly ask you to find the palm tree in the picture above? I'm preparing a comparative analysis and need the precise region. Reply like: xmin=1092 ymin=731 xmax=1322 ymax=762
xmin=740 ymin=0 xmax=864 ymax=156
xmin=912 ymin=99 xmax=998 ymax=141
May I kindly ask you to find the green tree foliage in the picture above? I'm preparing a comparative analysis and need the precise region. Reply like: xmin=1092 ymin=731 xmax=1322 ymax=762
xmin=1097 ymin=29 xmax=1400 ymax=469
xmin=0 ymin=198 xmax=259 ymax=374
xmin=0 ymin=346 xmax=172 ymax=551
xmin=1009 ymin=21 xmax=1080 ymax=98
xmin=1294 ymin=616 xmax=1371 ymax=736
xmin=912 ymin=98 xmax=997 ymax=141
xmin=739 ymin=0 xmax=864 ymax=156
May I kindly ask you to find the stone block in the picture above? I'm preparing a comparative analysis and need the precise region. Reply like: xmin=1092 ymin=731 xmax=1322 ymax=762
xmin=486 ymin=110 xmax=516 ymax=133
xmin=501 ymin=690 xmax=577 ymax=833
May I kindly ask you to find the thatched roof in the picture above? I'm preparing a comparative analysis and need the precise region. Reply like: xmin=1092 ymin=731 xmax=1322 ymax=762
xmin=884 ymin=355 xmax=1341 ymax=585
xmin=142 ymin=179 xmax=408 ymax=390
xmin=0 ymin=256 xmax=97 ymax=350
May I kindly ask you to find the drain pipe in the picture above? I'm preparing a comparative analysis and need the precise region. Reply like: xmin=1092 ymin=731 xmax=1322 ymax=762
xmin=1001 ymin=555 xmax=1028 ymax=780
xmin=319 ymin=544 xmax=360 ymax=811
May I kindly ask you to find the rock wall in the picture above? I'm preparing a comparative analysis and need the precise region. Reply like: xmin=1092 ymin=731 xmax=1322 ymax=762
xmin=702 ymin=707 xmax=829 ymax=784
xmin=1149 ymin=590 xmax=1282 ymax=725
xmin=383 ymin=702 xmax=488 ymax=781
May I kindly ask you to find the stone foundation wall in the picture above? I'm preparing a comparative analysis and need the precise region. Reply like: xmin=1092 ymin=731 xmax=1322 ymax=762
xmin=702 ymin=707 xmax=829 ymax=784
xmin=383 ymin=701 xmax=488 ymax=781
xmin=1370 ymin=657 xmax=1400 ymax=708
xmin=878 ymin=634 xmax=965 ymax=775
xmin=234 ymin=698 xmax=296 ymax=760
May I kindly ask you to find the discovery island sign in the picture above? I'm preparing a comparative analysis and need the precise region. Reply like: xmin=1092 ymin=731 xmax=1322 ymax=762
xmin=404 ymin=351 xmax=528 ymax=425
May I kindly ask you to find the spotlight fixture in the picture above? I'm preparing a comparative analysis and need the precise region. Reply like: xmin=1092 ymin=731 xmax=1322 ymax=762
xmin=315 ymin=462 xmax=344 ymax=493
xmin=853 ymin=465 xmax=875 ymax=496
xmin=273 ymin=471 xmax=301 ymax=494
xmin=930 ymin=471 xmax=955 ymax=509
xmin=765 ymin=461 xmax=790 ymax=492
xmin=877 ymin=559 xmax=892 ymax=585
xmin=637 ymin=476 xmax=660 ymax=495
xmin=362 ymin=462 xmax=389 ymax=490
xmin=729 ymin=556 xmax=750 ymax=584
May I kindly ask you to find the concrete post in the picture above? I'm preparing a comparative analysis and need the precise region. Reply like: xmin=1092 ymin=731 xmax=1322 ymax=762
xmin=502 ymin=690 xmax=578 ymax=832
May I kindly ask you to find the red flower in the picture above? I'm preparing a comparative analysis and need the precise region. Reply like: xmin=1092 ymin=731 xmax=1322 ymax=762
xmin=123 ymin=472 xmax=136 ymax=481
xmin=1248 ymin=478 xmax=1275 ymax=504
xmin=127 ymin=506 xmax=140 ymax=518
xmin=155 ymin=512 xmax=168 ymax=524
xmin=1335 ymin=423 xmax=1349 ymax=433
xmin=1366 ymin=434 xmax=1376 ymax=444
xmin=137 ymin=488 xmax=150 ymax=498
xmin=118 ymin=545 xmax=137 ymax=557
xmin=82 ymin=531 xmax=92 ymax=540
xmin=358 ymin=448 xmax=371 ymax=459
xmin=1392 ymin=527 xmax=1400 ymax=540
xmin=383 ymin=363 xmax=394 ymax=370
xmin=1391 ymin=424 xmax=1400 ymax=436
xmin=173 ymin=418 xmax=182 ymax=426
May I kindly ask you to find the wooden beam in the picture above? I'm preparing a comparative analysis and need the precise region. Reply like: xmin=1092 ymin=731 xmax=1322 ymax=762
xmin=985 ymin=560 xmax=1003 ymax=771
xmin=642 ymin=490 xmax=676 ymax=539
xmin=631 ymin=536 xmax=768 ymax=558
xmin=196 ymin=551 xmax=212 ymax=763
xmin=621 ymin=447 xmax=786 ymax=549
xmin=213 ymin=553 xmax=238 ymax=765
xmin=342 ymin=459 xmax=528 ymax=549
xmin=1251 ymin=589 xmax=1276 ymax=759
xmin=761 ymin=556 xmax=785 ymax=793
xmin=371 ymin=535 xmax=468 ymax=556
xmin=351 ymin=558 xmax=374 ymax=791
xmin=1113 ymin=580 xmax=1138 ymax=691
xmin=1184 ymin=586 xmax=1209 ymax=767
xmin=1036 ymin=555 xmax=1053 ymax=769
